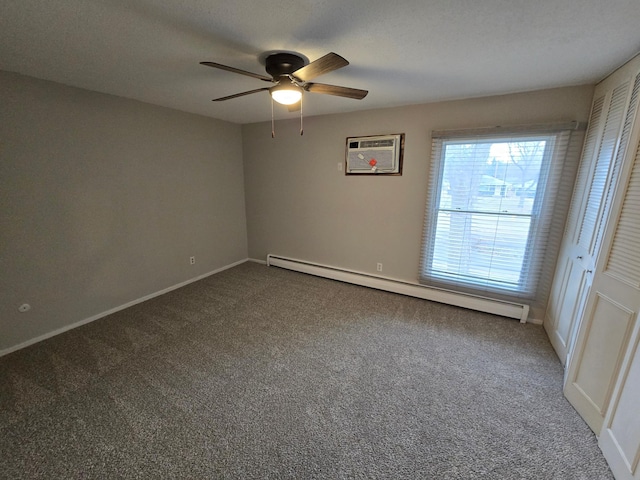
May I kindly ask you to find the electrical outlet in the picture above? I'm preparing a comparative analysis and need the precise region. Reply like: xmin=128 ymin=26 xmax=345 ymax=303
xmin=377 ymin=263 xmax=383 ymax=272
xmin=190 ymin=256 xmax=195 ymax=265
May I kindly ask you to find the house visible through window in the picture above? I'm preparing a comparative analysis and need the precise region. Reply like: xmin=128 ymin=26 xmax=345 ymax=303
xmin=420 ymin=126 xmax=575 ymax=304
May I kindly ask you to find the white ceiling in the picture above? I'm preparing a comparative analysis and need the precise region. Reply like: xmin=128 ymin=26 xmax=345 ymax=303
xmin=1 ymin=0 xmax=639 ymax=124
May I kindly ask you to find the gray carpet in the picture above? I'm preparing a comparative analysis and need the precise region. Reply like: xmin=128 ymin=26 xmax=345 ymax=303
xmin=0 ymin=262 xmax=613 ymax=479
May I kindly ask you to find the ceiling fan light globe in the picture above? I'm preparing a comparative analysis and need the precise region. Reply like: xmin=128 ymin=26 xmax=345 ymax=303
xmin=270 ymin=85 xmax=302 ymax=105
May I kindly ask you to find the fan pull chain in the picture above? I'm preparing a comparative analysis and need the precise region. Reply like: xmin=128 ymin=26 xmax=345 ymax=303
xmin=300 ymin=97 xmax=304 ymax=136
xmin=271 ymin=97 xmax=275 ymax=138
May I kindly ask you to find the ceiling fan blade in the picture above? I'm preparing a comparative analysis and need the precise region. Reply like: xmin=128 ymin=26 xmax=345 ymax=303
xmin=200 ymin=61 xmax=273 ymax=82
xmin=305 ymin=83 xmax=368 ymax=100
xmin=212 ymin=87 xmax=270 ymax=101
xmin=292 ymin=52 xmax=349 ymax=82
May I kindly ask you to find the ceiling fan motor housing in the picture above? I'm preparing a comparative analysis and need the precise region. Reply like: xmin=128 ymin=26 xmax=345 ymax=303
xmin=265 ymin=53 xmax=306 ymax=78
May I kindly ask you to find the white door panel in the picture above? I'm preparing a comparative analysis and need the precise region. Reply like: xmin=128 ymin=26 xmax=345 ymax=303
xmin=597 ymin=122 xmax=640 ymax=479
xmin=565 ymin=292 xmax=635 ymax=431
xmin=562 ymin=65 xmax=640 ymax=439
xmin=545 ymin=79 xmax=630 ymax=366
xmin=544 ymin=93 xmax=606 ymax=363
xmin=599 ymin=324 xmax=640 ymax=480
xmin=544 ymin=54 xmax=640 ymax=480
xmin=546 ymin=254 xmax=589 ymax=364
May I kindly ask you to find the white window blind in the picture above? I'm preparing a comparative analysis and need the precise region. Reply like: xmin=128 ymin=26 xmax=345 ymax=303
xmin=420 ymin=123 xmax=580 ymax=306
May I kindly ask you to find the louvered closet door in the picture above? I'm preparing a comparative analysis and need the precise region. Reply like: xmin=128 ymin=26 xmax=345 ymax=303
xmin=545 ymin=77 xmax=631 ymax=365
xmin=564 ymin=64 xmax=640 ymax=436
xmin=545 ymin=94 xmax=606 ymax=363
xmin=598 ymin=128 xmax=640 ymax=480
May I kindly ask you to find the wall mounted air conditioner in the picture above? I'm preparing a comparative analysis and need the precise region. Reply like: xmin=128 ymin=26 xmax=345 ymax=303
xmin=345 ymin=133 xmax=404 ymax=175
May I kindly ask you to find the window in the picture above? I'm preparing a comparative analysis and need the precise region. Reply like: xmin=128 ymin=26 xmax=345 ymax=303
xmin=420 ymin=125 xmax=577 ymax=305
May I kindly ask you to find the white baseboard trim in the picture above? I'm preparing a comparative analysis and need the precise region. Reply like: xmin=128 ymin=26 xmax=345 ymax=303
xmin=248 ymin=257 xmax=267 ymax=265
xmin=267 ymin=254 xmax=530 ymax=323
xmin=0 ymin=258 xmax=249 ymax=358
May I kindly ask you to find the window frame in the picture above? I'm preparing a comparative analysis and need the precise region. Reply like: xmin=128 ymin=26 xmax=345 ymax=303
xmin=419 ymin=124 xmax=578 ymax=306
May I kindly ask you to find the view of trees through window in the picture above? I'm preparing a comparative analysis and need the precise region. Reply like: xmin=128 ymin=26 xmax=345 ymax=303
xmin=429 ymin=137 xmax=549 ymax=291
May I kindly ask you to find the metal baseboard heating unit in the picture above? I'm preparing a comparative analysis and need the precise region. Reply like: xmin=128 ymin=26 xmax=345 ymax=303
xmin=266 ymin=254 xmax=530 ymax=323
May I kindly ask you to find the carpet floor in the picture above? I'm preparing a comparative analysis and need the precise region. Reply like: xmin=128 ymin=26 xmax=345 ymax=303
xmin=0 ymin=262 xmax=613 ymax=479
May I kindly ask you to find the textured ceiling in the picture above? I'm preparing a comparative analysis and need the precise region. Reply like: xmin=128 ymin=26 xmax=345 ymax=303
xmin=1 ymin=0 xmax=639 ymax=124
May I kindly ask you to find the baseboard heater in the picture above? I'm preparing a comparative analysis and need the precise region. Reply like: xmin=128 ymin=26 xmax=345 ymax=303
xmin=266 ymin=254 xmax=530 ymax=323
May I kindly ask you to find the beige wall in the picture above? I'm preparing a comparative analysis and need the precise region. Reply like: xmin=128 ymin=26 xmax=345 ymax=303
xmin=242 ymin=86 xmax=595 ymax=317
xmin=0 ymin=74 xmax=596 ymax=352
xmin=0 ymin=71 xmax=248 ymax=351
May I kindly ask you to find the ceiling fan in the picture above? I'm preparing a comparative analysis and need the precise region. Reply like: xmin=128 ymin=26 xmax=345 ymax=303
xmin=200 ymin=52 xmax=368 ymax=109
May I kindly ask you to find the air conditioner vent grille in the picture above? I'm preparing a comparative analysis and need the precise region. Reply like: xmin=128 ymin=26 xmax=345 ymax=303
xmin=359 ymin=139 xmax=395 ymax=148
xmin=345 ymin=133 xmax=404 ymax=175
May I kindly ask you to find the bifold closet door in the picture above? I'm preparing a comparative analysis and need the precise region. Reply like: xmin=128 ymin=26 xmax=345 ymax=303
xmin=594 ymin=124 xmax=640 ymax=480
xmin=545 ymin=77 xmax=630 ymax=366
xmin=563 ymin=64 xmax=640 ymax=440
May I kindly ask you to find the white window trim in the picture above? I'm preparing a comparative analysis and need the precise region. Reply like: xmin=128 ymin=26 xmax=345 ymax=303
xmin=419 ymin=122 xmax=584 ymax=309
